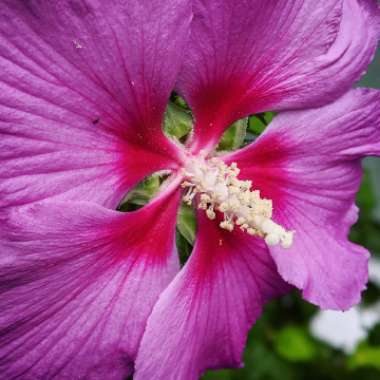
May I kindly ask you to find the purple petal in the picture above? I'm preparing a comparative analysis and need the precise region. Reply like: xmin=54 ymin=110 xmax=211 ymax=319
xmin=177 ymin=0 xmax=380 ymax=152
xmin=134 ymin=212 xmax=289 ymax=379
xmin=0 ymin=188 xmax=181 ymax=379
xmin=0 ymin=0 xmax=191 ymax=208
xmin=224 ymin=89 xmax=380 ymax=310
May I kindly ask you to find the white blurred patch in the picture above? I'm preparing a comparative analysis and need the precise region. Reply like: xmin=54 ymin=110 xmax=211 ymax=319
xmin=310 ymin=257 xmax=380 ymax=354
xmin=311 ymin=309 xmax=364 ymax=354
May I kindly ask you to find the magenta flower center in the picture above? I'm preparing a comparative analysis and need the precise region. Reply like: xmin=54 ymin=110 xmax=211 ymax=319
xmin=180 ymin=155 xmax=294 ymax=248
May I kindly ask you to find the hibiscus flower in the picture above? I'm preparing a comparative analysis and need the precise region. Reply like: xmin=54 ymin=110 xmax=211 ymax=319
xmin=0 ymin=1 xmax=379 ymax=379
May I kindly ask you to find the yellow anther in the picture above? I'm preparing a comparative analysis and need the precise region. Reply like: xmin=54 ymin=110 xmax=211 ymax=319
xmin=241 ymin=180 xmax=252 ymax=190
xmin=219 ymin=202 xmax=228 ymax=212
xmin=247 ymin=227 xmax=257 ymax=236
xmin=229 ymin=186 xmax=240 ymax=194
xmin=236 ymin=217 xmax=246 ymax=226
xmin=280 ymin=231 xmax=294 ymax=249
xmin=239 ymin=191 xmax=251 ymax=205
xmin=265 ymin=234 xmax=281 ymax=246
xmin=250 ymin=190 xmax=261 ymax=201
xmin=206 ymin=207 xmax=216 ymax=220
xmin=200 ymin=194 xmax=211 ymax=203
xmin=228 ymin=198 xmax=240 ymax=212
xmin=220 ymin=220 xmax=234 ymax=232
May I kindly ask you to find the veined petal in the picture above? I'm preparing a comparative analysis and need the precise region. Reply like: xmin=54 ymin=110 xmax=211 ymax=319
xmin=177 ymin=0 xmax=380 ymax=152
xmin=224 ymin=89 xmax=380 ymax=310
xmin=0 ymin=187 xmax=180 ymax=379
xmin=135 ymin=212 xmax=289 ymax=380
xmin=0 ymin=0 xmax=191 ymax=208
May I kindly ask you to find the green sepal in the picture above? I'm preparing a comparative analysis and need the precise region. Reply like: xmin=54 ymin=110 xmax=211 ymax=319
xmin=217 ymin=118 xmax=248 ymax=151
xmin=164 ymin=102 xmax=193 ymax=141
xmin=248 ymin=112 xmax=274 ymax=135
xmin=177 ymin=203 xmax=196 ymax=245
xmin=117 ymin=175 xmax=161 ymax=211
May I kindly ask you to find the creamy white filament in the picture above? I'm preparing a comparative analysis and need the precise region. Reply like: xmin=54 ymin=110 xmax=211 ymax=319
xmin=181 ymin=157 xmax=294 ymax=249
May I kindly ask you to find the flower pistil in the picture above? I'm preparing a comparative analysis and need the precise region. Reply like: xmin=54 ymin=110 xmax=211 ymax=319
xmin=181 ymin=157 xmax=294 ymax=248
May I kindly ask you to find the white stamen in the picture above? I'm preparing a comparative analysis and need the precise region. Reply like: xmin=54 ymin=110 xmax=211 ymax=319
xmin=181 ymin=157 xmax=294 ymax=249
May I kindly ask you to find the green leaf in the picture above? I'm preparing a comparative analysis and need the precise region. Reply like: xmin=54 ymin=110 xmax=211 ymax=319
xmin=172 ymin=93 xmax=190 ymax=110
xmin=274 ymin=325 xmax=318 ymax=362
xmin=164 ymin=102 xmax=193 ymax=141
xmin=177 ymin=203 xmax=196 ymax=245
xmin=217 ymin=118 xmax=248 ymax=151
xmin=117 ymin=175 xmax=161 ymax=211
xmin=349 ymin=344 xmax=380 ymax=371
xmin=176 ymin=230 xmax=193 ymax=264
xmin=248 ymin=112 xmax=274 ymax=135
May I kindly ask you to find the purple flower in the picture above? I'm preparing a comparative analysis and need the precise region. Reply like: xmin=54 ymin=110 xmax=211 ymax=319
xmin=0 ymin=1 xmax=379 ymax=379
